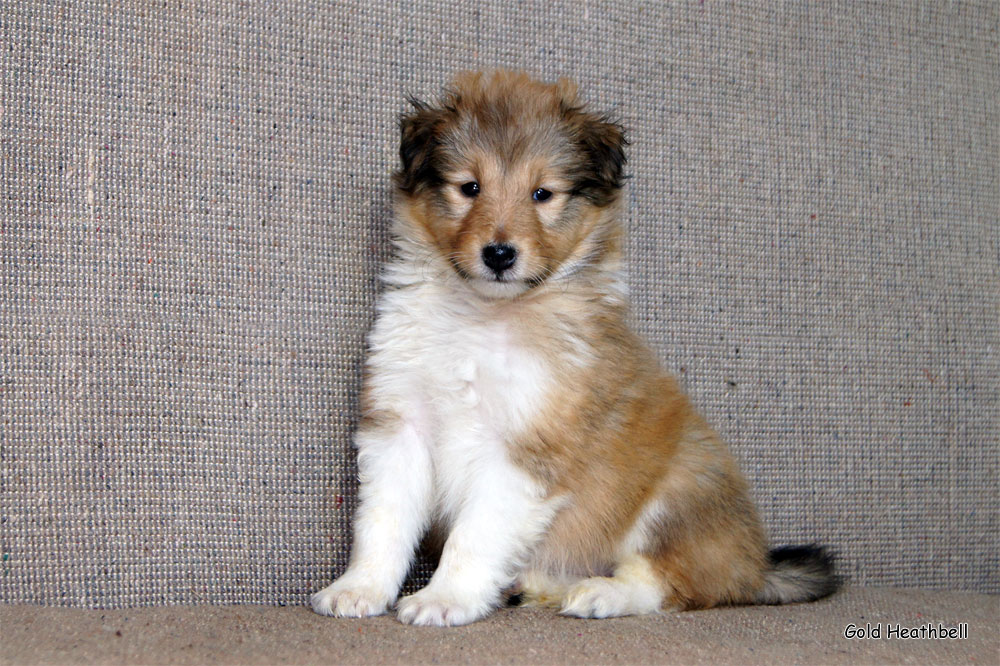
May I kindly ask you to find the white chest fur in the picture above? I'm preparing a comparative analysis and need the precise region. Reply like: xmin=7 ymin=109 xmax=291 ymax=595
xmin=366 ymin=282 xmax=552 ymax=441
xmin=360 ymin=281 xmax=557 ymax=546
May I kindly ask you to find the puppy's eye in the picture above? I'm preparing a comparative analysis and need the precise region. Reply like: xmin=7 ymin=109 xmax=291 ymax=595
xmin=460 ymin=182 xmax=480 ymax=197
xmin=532 ymin=188 xmax=553 ymax=202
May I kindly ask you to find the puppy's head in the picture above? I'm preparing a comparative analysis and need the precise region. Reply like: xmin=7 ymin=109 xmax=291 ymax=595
xmin=393 ymin=70 xmax=627 ymax=299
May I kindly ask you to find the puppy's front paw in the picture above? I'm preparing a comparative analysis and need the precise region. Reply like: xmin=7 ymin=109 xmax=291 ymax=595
xmin=396 ymin=588 xmax=490 ymax=626
xmin=310 ymin=578 xmax=392 ymax=618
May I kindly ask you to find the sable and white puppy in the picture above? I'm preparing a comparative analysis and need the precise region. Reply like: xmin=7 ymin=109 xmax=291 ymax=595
xmin=312 ymin=70 xmax=838 ymax=626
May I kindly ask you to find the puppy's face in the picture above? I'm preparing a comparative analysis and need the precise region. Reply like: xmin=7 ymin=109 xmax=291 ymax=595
xmin=394 ymin=71 xmax=626 ymax=299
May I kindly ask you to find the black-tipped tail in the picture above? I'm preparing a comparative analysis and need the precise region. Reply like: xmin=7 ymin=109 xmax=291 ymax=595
xmin=755 ymin=545 xmax=840 ymax=605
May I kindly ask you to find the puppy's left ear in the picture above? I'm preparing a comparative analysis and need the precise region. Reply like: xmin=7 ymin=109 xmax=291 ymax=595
xmin=572 ymin=112 xmax=628 ymax=206
xmin=396 ymin=98 xmax=446 ymax=194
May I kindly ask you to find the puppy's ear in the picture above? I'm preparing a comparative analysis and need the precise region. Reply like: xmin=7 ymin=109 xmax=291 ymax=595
xmin=568 ymin=111 xmax=628 ymax=206
xmin=396 ymin=97 xmax=446 ymax=194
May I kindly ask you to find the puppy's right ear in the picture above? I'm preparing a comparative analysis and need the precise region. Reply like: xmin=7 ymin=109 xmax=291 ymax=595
xmin=396 ymin=98 xmax=445 ymax=194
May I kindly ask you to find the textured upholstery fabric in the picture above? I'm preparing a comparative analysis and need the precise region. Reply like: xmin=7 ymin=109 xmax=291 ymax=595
xmin=1 ymin=1 xmax=997 ymax=607
xmin=3 ymin=588 xmax=999 ymax=665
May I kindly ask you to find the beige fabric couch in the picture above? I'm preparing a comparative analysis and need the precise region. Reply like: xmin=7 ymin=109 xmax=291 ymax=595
xmin=2 ymin=1 xmax=996 ymax=663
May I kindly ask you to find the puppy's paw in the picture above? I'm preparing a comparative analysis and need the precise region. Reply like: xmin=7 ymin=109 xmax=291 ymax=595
xmin=560 ymin=577 xmax=632 ymax=618
xmin=396 ymin=588 xmax=490 ymax=626
xmin=560 ymin=575 xmax=665 ymax=619
xmin=310 ymin=577 xmax=392 ymax=618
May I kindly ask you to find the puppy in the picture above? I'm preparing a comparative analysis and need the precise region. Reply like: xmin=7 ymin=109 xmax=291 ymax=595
xmin=312 ymin=70 xmax=838 ymax=626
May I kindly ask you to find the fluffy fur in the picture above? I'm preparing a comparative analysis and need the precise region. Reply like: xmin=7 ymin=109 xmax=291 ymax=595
xmin=311 ymin=70 xmax=838 ymax=626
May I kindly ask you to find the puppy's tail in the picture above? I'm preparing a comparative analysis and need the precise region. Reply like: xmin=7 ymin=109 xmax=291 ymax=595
xmin=754 ymin=545 xmax=840 ymax=605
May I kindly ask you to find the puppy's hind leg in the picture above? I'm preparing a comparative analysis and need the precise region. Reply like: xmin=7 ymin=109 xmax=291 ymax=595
xmin=559 ymin=554 xmax=666 ymax=619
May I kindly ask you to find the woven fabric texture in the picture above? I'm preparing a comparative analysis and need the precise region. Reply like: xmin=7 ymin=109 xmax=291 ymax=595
xmin=2 ymin=1 xmax=997 ymax=607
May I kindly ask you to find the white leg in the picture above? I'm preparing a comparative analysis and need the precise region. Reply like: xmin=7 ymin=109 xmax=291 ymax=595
xmin=396 ymin=457 xmax=552 ymax=626
xmin=311 ymin=420 xmax=433 ymax=617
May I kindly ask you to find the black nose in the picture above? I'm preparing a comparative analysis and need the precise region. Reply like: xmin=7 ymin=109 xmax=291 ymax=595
xmin=481 ymin=243 xmax=518 ymax=274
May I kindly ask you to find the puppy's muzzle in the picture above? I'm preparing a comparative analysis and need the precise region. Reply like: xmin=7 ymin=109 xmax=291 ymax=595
xmin=481 ymin=243 xmax=518 ymax=276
